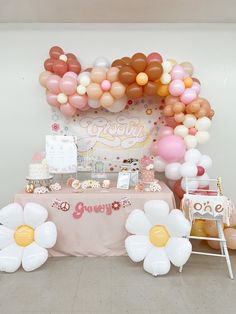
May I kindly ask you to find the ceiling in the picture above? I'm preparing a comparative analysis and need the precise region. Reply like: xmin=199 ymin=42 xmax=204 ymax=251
xmin=0 ymin=0 xmax=236 ymax=22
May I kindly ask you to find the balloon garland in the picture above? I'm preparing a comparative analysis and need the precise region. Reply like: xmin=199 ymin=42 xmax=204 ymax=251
xmin=39 ymin=46 xmax=215 ymax=196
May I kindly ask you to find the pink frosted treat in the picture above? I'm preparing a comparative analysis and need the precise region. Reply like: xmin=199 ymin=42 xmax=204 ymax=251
xmin=140 ymin=156 xmax=155 ymax=183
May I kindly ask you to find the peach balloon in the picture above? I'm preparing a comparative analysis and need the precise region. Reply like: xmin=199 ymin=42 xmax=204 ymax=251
xmin=229 ymin=209 xmax=236 ymax=227
xmin=90 ymin=67 xmax=107 ymax=83
xmin=195 ymin=107 xmax=207 ymax=118
xmin=165 ymin=95 xmax=179 ymax=106
xmin=163 ymin=104 xmax=174 ymax=117
xmin=189 ymin=100 xmax=201 ymax=113
xmin=100 ymin=92 xmax=114 ymax=108
xmin=224 ymin=228 xmax=236 ymax=249
xmin=106 ymin=67 xmax=119 ymax=82
xmin=207 ymin=240 xmax=220 ymax=250
xmin=174 ymin=112 xmax=185 ymax=123
xmin=87 ymin=83 xmax=103 ymax=100
xmin=39 ymin=71 xmax=52 ymax=87
xmin=173 ymin=102 xmax=185 ymax=113
xmin=110 ymin=82 xmax=126 ymax=99
xmin=204 ymin=220 xmax=221 ymax=237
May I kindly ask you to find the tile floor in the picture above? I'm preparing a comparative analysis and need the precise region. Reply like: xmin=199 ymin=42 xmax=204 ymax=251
xmin=0 ymin=242 xmax=235 ymax=314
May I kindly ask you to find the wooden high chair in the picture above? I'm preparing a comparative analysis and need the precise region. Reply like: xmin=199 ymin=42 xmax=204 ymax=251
xmin=180 ymin=177 xmax=234 ymax=279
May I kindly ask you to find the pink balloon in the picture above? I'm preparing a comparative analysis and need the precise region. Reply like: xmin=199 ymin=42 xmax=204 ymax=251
xmin=59 ymin=77 xmax=77 ymax=96
xmin=60 ymin=103 xmax=77 ymax=116
xmin=180 ymin=88 xmax=197 ymax=104
xmin=157 ymin=135 xmax=186 ymax=162
xmin=158 ymin=126 xmax=173 ymax=139
xmin=46 ymin=91 xmax=60 ymax=108
xmin=69 ymin=94 xmax=88 ymax=109
xmin=169 ymin=79 xmax=185 ymax=96
xmin=46 ymin=75 xmax=61 ymax=94
xmin=191 ymin=82 xmax=201 ymax=95
xmin=150 ymin=142 xmax=159 ymax=156
xmin=63 ymin=71 xmax=78 ymax=80
xmin=147 ymin=52 xmax=163 ymax=64
xmin=101 ymin=80 xmax=111 ymax=91
xmin=171 ymin=65 xmax=185 ymax=80
xmin=80 ymin=104 xmax=90 ymax=111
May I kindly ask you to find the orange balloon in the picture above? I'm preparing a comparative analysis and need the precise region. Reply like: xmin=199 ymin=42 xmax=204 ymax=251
xmin=204 ymin=220 xmax=220 ymax=237
xmin=126 ymin=83 xmax=143 ymax=99
xmin=173 ymin=102 xmax=185 ymax=113
xmin=144 ymin=81 xmax=157 ymax=96
xmin=163 ymin=104 xmax=174 ymax=117
xmin=207 ymin=240 xmax=221 ymax=250
xmin=157 ymin=83 xmax=169 ymax=97
xmin=131 ymin=53 xmax=147 ymax=72
xmin=119 ymin=66 xmax=136 ymax=85
xmin=224 ymin=228 xmax=236 ymax=250
xmin=184 ymin=77 xmax=193 ymax=88
xmin=136 ymin=72 xmax=149 ymax=85
xmin=112 ymin=59 xmax=126 ymax=68
xmin=191 ymin=220 xmax=208 ymax=237
xmin=174 ymin=112 xmax=185 ymax=123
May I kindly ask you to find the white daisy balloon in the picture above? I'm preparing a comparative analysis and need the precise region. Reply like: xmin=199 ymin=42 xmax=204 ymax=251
xmin=0 ymin=202 xmax=57 ymax=273
xmin=125 ymin=200 xmax=192 ymax=276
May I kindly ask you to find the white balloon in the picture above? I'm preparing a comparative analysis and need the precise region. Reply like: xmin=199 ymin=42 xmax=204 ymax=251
xmin=162 ymin=61 xmax=172 ymax=73
xmin=196 ymin=131 xmax=210 ymax=144
xmin=184 ymin=135 xmax=198 ymax=149
xmin=181 ymin=177 xmax=199 ymax=191
xmin=195 ymin=117 xmax=211 ymax=131
xmin=0 ymin=243 xmax=23 ymax=273
xmin=88 ymin=98 xmax=100 ymax=108
xmin=174 ymin=125 xmax=188 ymax=138
xmin=80 ymin=75 xmax=91 ymax=87
xmin=35 ymin=221 xmax=57 ymax=249
xmin=199 ymin=155 xmax=212 ymax=169
xmin=160 ymin=73 xmax=171 ymax=84
xmin=165 ymin=163 xmax=182 ymax=180
xmin=107 ymin=97 xmax=127 ymax=113
xmin=153 ymin=156 xmax=167 ymax=172
xmin=184 ymin=148 xmax=201 ymax=164
xmin=198 ymin=173 xmax=210 ymax=188
xmin=165 ymin=210 xmax=191 ymax=237
xmin=183 ymin=114 xmax=197 ymax=128
xmin=24 ymin=202 xmax=48 ymax=229
xmin=125 ymin=209 xmax=152 ymax=235
xmin=166 ymin=237 xmax=192 ymax=267
xmin=180 ymin=162 xmax=198 ymax=178
xmin=93 ymin=56 xmax=110 ymax=69
xmin=144 ymin=200 xmax=170 ymax=225
xmin=0 ymin=203 xmax=23 ymax=230
xmin=143 ymin=248 xmax=171 ymax=276
xmin=22 ymin=242 xmax=48 ymax=272
xmin=77 ymin=85 xmax=86 ymax=95
xmin=125 ymin=235 xmax=152 ymax=262
xmin=77 ymin=71 xmax=90 ymax=82
xmin=0 ymin=226 xmax=14 ymax=249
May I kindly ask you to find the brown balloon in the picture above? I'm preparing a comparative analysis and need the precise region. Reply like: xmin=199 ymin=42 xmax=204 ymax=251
xmin=131 ymin=53 xmax=147 ymax=73
xmin=66 ymin=53 xmax=77 ymax=62
xmin=118 ymin=66 xmax=136 ymax=85
xmin=121 ymin=57 xmax=132 ymax=66
xmin=126 ymin=83 xmax=143 ymax=99
xmin=145 ymin=61 xmax=163 ymax=81
xmin=143 ymin=81 xmax=157 ymax=96
xmin=112 ymin=59 xmax=127 ymax=69
xmin=189 ymin=100 xmax=201 ymax=113
xmin=49 ymin=46 xmax=64 ymax=59
xmin=163 ymin=105 xmax=174 ymax=117
xmin=173 ymin=102 xmax=185 ymax=113
xmin=195 ymin=107 xmax=207 ymax=118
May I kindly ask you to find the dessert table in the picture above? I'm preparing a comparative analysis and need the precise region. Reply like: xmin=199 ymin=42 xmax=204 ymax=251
xmin=14 ymin=181 xmax=176 ymax=257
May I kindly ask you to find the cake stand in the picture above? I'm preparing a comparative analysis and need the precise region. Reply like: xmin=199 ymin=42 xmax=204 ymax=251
xmin=26 ymin=175 xmax=54 ymax=187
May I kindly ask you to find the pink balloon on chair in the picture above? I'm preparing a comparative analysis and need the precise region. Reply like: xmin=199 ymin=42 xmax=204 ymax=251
xmin=69 ymin=94 xmax=88 ymax=109
xmin=46 ymin=91 xmax=60 ymax=108
xmin=158 ymin=126 xmax=173 ymax=139
xmin=60 ymin=103 xmax=77 ymax=116
xmin=157 ymin=135 xmax=186 ymax=162
xmin=147 ymin=52 xmax=163 ymax=64
xmin=59 ymin=77 xmax=77 ymax=96
xmin=46 ymin=75 xmax=61 ymax=94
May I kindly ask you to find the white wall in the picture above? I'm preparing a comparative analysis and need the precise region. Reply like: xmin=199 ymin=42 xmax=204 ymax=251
xmin=0 ymin=23 xmax=235 ymax=207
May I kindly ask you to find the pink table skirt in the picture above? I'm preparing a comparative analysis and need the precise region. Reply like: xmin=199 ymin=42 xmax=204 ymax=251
xmin=14 ymin=182 xmax=176 ymax=257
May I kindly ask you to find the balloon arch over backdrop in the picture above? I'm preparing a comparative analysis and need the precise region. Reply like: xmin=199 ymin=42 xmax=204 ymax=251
xmin=39 ymin=46 xmax=215 ymax=198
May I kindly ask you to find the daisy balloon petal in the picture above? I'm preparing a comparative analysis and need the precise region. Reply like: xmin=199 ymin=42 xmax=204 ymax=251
xmin=125 ymin=200 xmax=192 ymax=276
xmin=0 ymin=202 xmax=57 ymax=273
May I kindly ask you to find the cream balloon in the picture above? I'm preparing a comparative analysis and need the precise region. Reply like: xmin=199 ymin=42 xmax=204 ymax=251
xmin=183 ymin=114 xmax=197 ymax=128
xmin=107 ymin=97 xmax=127 ymax=113
xmin=160 ymin=73 xmax=171 ymax=84
xmin=93 ymin=56 xmax=110 ymax=68
xmin=196 ymin=131 xmax=210 ymax=144
xmin=184 ymin=135 xmax=198 ymax=149
xmin=174 ymin=125 xmax=189 ymax=138
xmin=162 ymin=61 xmax=172 ymax=73
xmin=87 ymin=83 xmax=103 ymax=100
xmin=57 ymin=93 xmax=68 ymax=104
xmin=80 ymin=75 xmax=91 ymax=87
xmin=195 ymin=117 xmax=211 ymax=131
xmin=39 ymin=71 xmax=52 ymax=87
xmin=90 ymin=67 xmax=107 ymax=83
xmin=180 ymin=62 xmax=194 ymax=76
xmin=107 ymin=67 xmax=119 ymax=82
xmin=110 ymin=82 xmax=126 ymax=99
xmin=88 ymin=99 xmax=100 ymax=109
xmin=100 ymin=92 xmax=114 ymax=108
xmin=77 ymin=85 xmax=86 ymax=95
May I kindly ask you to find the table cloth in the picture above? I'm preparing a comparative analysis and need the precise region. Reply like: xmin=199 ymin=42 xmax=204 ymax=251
xmin=14 ymin=182 xmax=176 ymax=256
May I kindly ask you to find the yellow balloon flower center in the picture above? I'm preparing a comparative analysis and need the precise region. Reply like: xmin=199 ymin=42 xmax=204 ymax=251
xmin=136 ymin=72 xmax=148 ymax=86
xmin=14 ymin=225 xmax=34 ymax=247
xmin=149 ymin=225 xmax=170 ymax=247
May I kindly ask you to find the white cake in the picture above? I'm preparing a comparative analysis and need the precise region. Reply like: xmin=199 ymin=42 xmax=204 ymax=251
xmin=28 ymin=163 xmax=50 ymax=179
